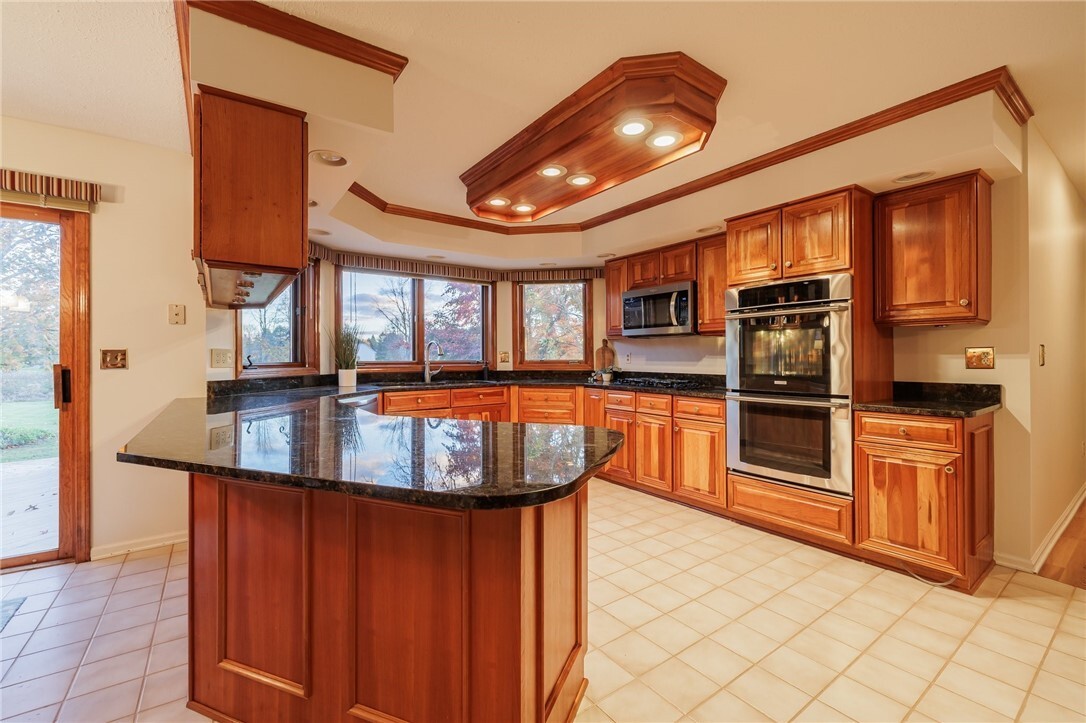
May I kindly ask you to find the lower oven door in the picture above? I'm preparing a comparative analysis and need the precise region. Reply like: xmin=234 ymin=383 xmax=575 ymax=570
xmin=726 ymin=393 xmax=852 ymax=495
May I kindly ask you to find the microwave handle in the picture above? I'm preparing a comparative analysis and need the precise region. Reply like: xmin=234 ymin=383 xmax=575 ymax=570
xmin=669 ymin=292 xmax=678 ymax=326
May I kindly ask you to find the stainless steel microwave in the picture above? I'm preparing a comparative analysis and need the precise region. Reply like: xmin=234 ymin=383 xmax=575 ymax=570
xmin=622 ymin=281 xmax=696 ymax=337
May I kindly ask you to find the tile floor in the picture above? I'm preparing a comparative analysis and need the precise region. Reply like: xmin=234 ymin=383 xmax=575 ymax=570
xmin=0 ymin=479 xmax=1083 ymax=722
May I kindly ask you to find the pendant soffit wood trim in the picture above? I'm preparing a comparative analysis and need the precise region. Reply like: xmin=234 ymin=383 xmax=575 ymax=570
xmin=459 ymin=52 xmax=728 ymax=223
xmin=350 ymin=65 xmax=1032 ymax=236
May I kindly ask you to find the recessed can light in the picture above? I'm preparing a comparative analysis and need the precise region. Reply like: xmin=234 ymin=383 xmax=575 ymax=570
xmin=647 ymin=131 xmax=683 ymax=149
xmin=540 ymin=262 xmax=557 ymax=267
xmin=538 ymin=165 xmax=567 ymax=178
xmin=893 ymin=171 xmax=936 ymax=184
xmin=308 ymin=228 xmax=331 ymax=236
xmin=487 ymin=197 xmax=510 ymax=207
xmin=696 ymin=225 xmax=723 ymax=234
xmin=614 ymin=118 xmax=653 ymax=137
xmin=310 ymin=150 xmax=349 ymax=167
xmin=597 ymin=253 xmax=616 ymax=259
xmin=567 ymin=174 xmax=596 ymax=187
xmin=512 ymin=203 xmax=536 ymax=214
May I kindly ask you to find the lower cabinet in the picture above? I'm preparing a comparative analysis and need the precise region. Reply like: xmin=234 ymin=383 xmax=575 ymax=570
xmin=673 ymin=418 xmax=726 ymax=508
xmin=451 ymin=404 xmax=509 ymax=422
xmin=603 ymin=408 xmax=636 ymax=484
xmin=726 ymin=474 xmax=853 ymax=548
xmin=634 ymin=413 xmax=672 ymax=491
xmin=583 ymin=388 xmax=606 ymax=428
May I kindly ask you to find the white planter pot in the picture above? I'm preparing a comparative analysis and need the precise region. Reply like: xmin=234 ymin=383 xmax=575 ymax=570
xmin=338 ymin=368 xmax=357 ymax=388
xmin=601 ymin=373 xmax=613 ymax=384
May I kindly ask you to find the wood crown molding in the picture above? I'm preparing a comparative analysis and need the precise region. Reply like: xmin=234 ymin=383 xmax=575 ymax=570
xmin=349 ymin=65 xmax=1033 ymax=236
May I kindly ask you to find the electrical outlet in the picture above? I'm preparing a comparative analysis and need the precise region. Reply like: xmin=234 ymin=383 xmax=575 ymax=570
xmin=168 ymin=304 xmax=186 ymax=325
xmin=625 ymin=352 xmax=632 ymax=364
xmin=210 ymin=348 xmax=233 ymax=368
xmin=208 ymin=425 xmax=234 ymax=450
xmin=499 ymin=351 xmax=510 ymax=363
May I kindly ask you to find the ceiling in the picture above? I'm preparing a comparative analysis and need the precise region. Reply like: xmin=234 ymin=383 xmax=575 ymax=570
xmin=2 ymin=1 xmax=1084 ymax=264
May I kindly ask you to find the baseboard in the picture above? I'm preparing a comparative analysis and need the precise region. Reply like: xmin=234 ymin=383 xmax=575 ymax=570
xmin=1029 ymin=480 xmax=1086 ymax=573
xmin=90 ymin=530 xmax=188 ymax=561
xmin=993 ymin=551 xmax=1035 ymax=572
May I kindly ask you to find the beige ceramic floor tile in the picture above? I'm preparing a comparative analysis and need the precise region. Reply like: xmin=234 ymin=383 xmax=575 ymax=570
xmin=0 ymin=639 xmax=88 ymax=687
xmin=633 ymin=582 xmax=690 ymax=614
xmin=1019 ymin=693 xmax=1086 ymax=722
xmin=980 ymin=607 xmax=1057 ymax=646
xmin=758 ymin=645 xmax=837 ymax=696
xmin=97 ymin=601 xmax=161 ymax=637
xmin=710 ymin=621 xmax=779 ymax=663
xmin=915 ymin=685 xmax=1011 ymax=722
xmin=935 ymin=662 xmax=1027 ymax=718
xmin=785 ymin=628 xmax=861 ymax=672
xmin=0 ymin=669 xmax=77 ymax=718
xmin=817 ymin=675 xmax=909 ymax=722
xmin=762 ymin=592 xmax=825 ymax=626
xmin=37 ymin=598 xmax=106 ymax=629
xmin=83 ymin=622 xmax=155 ymax=664
xmin=588 ymin=609 xmax=631 ymax=648
xmin=57 ymin=678 xmax=142 ymax=722
xmin=866 ymin=635 xmax=948 ymax=680
xmin=596 ymin=680 xmax=683 ymax=723
xmin=951 ymin=640 xmax=1037 ymax=690
xmin=52 ymin=579 xmax=115 ymax=608
xmin=831 ymin=596 xmax=899 ymax=631
xmin=1042 ymin=648 xmax=1086 ymax=684
xmin=137 ymin=663 xmax=188 ymax=711
xmin=573 ymin=704 xmax=614 ymax=722
xmin=688 ymin=689 xmax=771 ymax=723
xmin=604 ymin=595 xmax=663 ymax=629
xmin=147 ymin=637 xmax=187 ymax=675
xmin=792 ymin=699 xmax=856 ymax=722
xmin=68 ymin=647 xmax=150 ymax=698
xmin=843 ymin=653 xmax=930 ymax=707
xmin=600 ymin=631 xmax=670 ymax=676
xmin=640 ymin=657 xmax=719 ymax=713
xmin=967 ymin=623 xmax=1048 ymax=666
xmin=675 ymin=638 xmax=751 ymax=686
xmin=735 ymin=606 xmax=802 ymax=644
xmin=588 ymin=578 xmax=626 ymax=607
xmin=21 ymin=617 xmax=99 ymax=656
xmin=810 ymin=612 xmax=880 ymax=650
xmin=1031 ymin=669 xmax=1086 ymax=714
xmin=636 ymin=615 xmax=703 ymax=655
xmin=886 ymin=618 xmax=962 ymax=658
xmin=785 ymin=579 xmax=847 ymax=611
xmin=585 ymin=649 xmax=634 ymax=701
xmin=669 ymin=600 xmax=730 ymax=636
xmin=726 ymin=666 xmax=811 ymax=721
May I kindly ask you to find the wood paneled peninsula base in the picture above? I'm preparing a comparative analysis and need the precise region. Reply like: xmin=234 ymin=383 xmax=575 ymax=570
xmin=118 ymin=396 xmax=623 ymax=722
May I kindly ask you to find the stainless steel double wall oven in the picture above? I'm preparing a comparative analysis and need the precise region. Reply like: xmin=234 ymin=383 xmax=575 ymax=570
xmin=725 ymin=273 xmax=854 ymax=496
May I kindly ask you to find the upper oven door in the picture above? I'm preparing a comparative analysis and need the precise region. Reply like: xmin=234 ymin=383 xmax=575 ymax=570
xmin=726 ymin=303 xmax=851 ymax=396
xmin=623 ymin=282 xmax=694 ymax=336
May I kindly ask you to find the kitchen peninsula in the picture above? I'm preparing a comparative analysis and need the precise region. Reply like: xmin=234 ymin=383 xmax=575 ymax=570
xmin=118 ymin=388 xmax=622 ymax=723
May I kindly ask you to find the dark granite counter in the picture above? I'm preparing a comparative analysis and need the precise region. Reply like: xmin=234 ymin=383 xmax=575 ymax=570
xmin=118 ymin=394 xmax=623 ymax=510
xmin=854 ymin=382 xmax=1002 ymax=418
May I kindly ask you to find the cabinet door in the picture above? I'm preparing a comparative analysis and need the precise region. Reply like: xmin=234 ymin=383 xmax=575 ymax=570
xmin=634 ymin=414 xmax=672 ymax=491
xmin=604 ymin=259 xmax=628 ymax=338
xmin=855 ymin=443 xmax=962 ymax=575
xmin=726 ymin=210 xmax=781 ymax=286
xmin=660 ymin=243 xmax=696 ymax=283
xmin=584 ymin=388 xmax=606 ymax=428
xmin=198 ymin=91 xmax=307 ymax=271
xmin=627 ymin=252 xmax=661 ymax=289
xmin=673 ymin=419 xmax=726 ymax=508
xmin=782 ymin=190 xmax=851 ymax=277
xmin=450 ymin=404 xmax=509 ymax=422
xmin=696 ymin=234 xmax=728 ymax=334
xmin=603 ymin=409 xmax=636 ymax=484
xmin=390 ymin=408 xmax=453 ymax=418
xmin=875 ymin=174 xmax=990 ymax=325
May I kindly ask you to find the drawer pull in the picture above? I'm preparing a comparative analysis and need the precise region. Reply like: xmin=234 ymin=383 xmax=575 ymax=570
xmin=899 ymin=427 xmax=908 ymax=435
xmin=416 ymin=397 xmax=423 ymax=403
xmin=784 ymin=261 xmax=793 ymax=268
xmin=959 ymin=298 xmax=970 ymax=307
xmin=944 ymin=465 xmax=954 ymax=474
xmin=478 ymin=393 xmax=484 ymax=399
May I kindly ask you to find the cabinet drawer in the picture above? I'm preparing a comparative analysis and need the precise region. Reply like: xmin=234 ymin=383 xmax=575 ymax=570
xmin=673 ymin=396 xmax=725 ymax=422
xmin=383 ymin=390 xmax=452 ymax=413
xmin=451 ymin=386 xmax=508 ymax=407
xmin=518 ymin=387 xmax=576 ymax=407
xmin=727 ymin=474 xmax=853 ymax=547
xmin=856 ymin=412 xmax=961 ymax=451
xmin=388 ymin=407 xmax=452 ymax=418
xmin=604 ymin=391 xmax=636 ymax=410
xmin=519 ymin=406 xmax=577 ymax=425
xmin=636 ymin=393 xmax=673 ymax=416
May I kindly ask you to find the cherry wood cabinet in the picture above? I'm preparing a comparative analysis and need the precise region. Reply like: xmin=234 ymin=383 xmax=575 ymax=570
xmin=584 ymin=388 xmax=606 ymax=428
xmin=659 ymin=242 xmax=696 ymax=283
xmin=781 ymin=190 xmax=851 ymax=277
xmin=673 ymin=418 xmax=726 ymax=508
xmin=603 ymin=408 xmax=636 ymax=484
xmin=726 ymin=209 xmax=781 ymax=286
xmin=634 ymin=413 xmax=672 ymax=491
xmin=874 ymin=171 xmax=992 ymax=326
xmin=627 ymin=251 xmax=662 ymax=289
xmin=726 ymin=474 xmax=853 ymax=549
xmin=451 ymin=404 xmax=509 ymax=422
xmin=696 ymin=233 xmax=728 ymax=334
xmin=383 ymin=390 xmax=452 ymax=414
xmin=604 ymin=258 xmax=628 ymax=337
xmin=517 ymin=386 xmax=580 ymax=425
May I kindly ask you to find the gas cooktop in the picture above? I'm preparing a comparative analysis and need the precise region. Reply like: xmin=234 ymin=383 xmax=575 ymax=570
xmin=612 ymin=377 xmax=706 ymax=390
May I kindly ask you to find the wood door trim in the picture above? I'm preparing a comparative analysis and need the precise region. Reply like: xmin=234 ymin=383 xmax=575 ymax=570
xmin=340 ymin=66 xmax=1029 ymax=234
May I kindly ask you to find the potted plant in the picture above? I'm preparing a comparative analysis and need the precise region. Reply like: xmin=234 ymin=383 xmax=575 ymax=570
xmin=599 ymin=365 xmax=616 ymax=384
xmin=334 ymin=325 xmax=361 ymax=387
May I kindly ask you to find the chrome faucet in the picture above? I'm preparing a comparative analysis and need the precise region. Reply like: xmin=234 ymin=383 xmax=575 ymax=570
xmin=424 ymin=340 xmax=444 ymax=383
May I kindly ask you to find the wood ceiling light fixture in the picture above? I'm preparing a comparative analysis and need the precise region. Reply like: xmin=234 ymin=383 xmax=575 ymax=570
xmin=459 ymin=52 xmax=727 ymax=223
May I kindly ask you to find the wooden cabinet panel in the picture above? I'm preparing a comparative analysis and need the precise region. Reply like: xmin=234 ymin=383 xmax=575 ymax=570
xmin=673 ymin=396 xmax=725 ymax=422
xmin=518 ymin=387 xmax=578 ymax=425
xmin=673 ymin=419 xmax=726 ymax=508
xmin=603 ymin=409 xmax=636 ymax=484
xmin=627 ymin=251 xmax=661 ymax=289
xmin=584 ymin=388 xmax=606 ymax=428
xmin=635 ymin=413 xmax=672 ymax=491
xmin=604 ymin=390 xmax=636 ymax=411
xmin=726 ymin=210 xmax=781 ymax=286
xmin=726 ymin=474 xmax=853 ymax=547
xmin=856 ymin=412 xmax=961 ymax=451
xmin=855 ymin=443 xmax=961 ymax=576
xmin=635 ymin=393 xmax=673 ymax=416
xmin=519 ymin=407 xmax=577 ymax=425
xmin=451 ymin=404 xmax=509 ymax=422
xmin=604 ymin=258 xmax=628 ymax=338
xmin=660 ymin=243 xmax=696 ymax=283
xmin=519 ymin=387 xmax=577 ymax=407
xmin=391 ymin=408 xmax=453 ymax=418
xmin=383 ymin=390 xmax=452 ymax=413
xmin=197 ymin=91 xmax=307 ymax=272
xmin=451 ymin=386 xmax=509 ymax=407
xmin=696 ymin=234 xmax=728 ymax=334
xmin=875 ymin=172 xmax=992 ymax=325
xmin=782 ymin=190 xmax=851 ymax=276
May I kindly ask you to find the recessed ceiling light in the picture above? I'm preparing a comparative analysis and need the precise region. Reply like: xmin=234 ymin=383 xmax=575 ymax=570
xmin=308 ymin=228 xmax=331 ymax=236
xmin=893 ymin=171 xmax=936 ymax=184
xmin=647 ymin=131 xmax=683 ymax=149
xmin=540 ymin=262 xmax=557 ymax=267
xmin=614 ymin=118 xmax=653 ymax=137
xmin=512 ymin=203 xmax=536 ymax=214
xmin=597 ymin=253 xmax=616 ymax=259
xmin=696 ymin=225 xmax=723 ymax=234
xmin=426 ymin=255 xmax=446 ymax=260
xmin=310 ymin=150 xmax=349 ymax=167
xmin=538 ymin=165 xmax=567 ymax=178
xmin=308 ymin=200 xmax=318 ymax=208
xmin=567 ymin=174 xmax=596 ymax=187
xmin=487 ymin=197 xmax=510 ymax=207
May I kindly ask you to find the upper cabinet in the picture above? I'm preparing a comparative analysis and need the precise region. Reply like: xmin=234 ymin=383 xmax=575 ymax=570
xmin=604 ymin=258 xmax=628 ymax=338
xmin=726 ymin=209 xmax=781 ymax=285
xmin=874 ymin=171 xmax=992 ymax=326
xmin=627 ymin=251 xmax=661 ymax=289
xmin=660 ymin=243 xmax=696 ymax=283
xmin=696 ymin=234 xmax=727 ymax=334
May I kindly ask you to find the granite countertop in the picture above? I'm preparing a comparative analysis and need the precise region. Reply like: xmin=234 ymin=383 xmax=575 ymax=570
xmin=853 ymin=382 xmax=1003 ymax=418
xmin=118 ymin=394 xmax=623 ymax=510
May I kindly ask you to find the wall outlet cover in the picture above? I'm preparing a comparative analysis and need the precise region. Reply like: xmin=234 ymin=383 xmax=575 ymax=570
xmin=100 ymin=349 xmax=128 ymax=369
xmin=499 ymin=351 xmax=510 ymax=363
xmin=965 ymin=347 xmax=995 ymax=369
xmin=208 ymin=425 xmax=235 ymax=450
xmin=168 ymin=304 xmax=186 ymax=325
xmin=210 ymin=348 xmax=234 ymax=368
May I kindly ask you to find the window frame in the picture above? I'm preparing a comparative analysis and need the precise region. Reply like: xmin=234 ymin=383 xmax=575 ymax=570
xmin=335 ymin=265 xmax=494 ymax=372
xmin=235 ymin=259 xmax=320 ymax=378
xmin=513 ymin=280 xmax=593 ymax=371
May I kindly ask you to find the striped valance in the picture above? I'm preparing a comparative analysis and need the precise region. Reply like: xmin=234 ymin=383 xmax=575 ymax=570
xmin=310 ymin=242 xmax=603 ymax=283
xmin=1 ymin=169 xmax=101 ymax=212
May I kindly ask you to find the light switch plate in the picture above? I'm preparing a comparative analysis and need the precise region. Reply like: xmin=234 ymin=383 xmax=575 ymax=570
xmin=965 ymin=347 xmax=995 ymax=369
xmin=499 ymin=351 xmax=510 ymax=363
xmin=210 ymin=348 xmax=234 ymax=368
xmin=101 ymin=349 xmax=128 ymax=369
xmin=168 ymin=304 xmax=186 ymax=325
xmin=208 ymin=425 xmax=234 ymax=450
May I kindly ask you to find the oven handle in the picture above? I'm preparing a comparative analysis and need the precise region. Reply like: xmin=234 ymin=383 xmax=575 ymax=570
xmin=669 ymin=292 xmax=678 ymax=326
xmin=726 ymin=303 xmax=851 ymax=320
xmin=726 ymin=393 xmax=851 ymax=409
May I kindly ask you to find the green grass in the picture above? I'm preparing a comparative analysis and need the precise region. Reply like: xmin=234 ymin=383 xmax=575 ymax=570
xmin=0 ymin=400 xmax=58 ymax=462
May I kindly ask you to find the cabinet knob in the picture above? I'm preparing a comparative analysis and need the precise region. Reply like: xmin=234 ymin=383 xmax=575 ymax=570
xmin=478 ymin=394 xmax=484 ymax=399
xmin=674 ymin=426 xmax=679 ymax=432
xmin=769 ymin=263 xmax=778 ymax=270
xmin=784 ymin=261 xmax=793 ymax=268
xmin=416 ymin=398 xmax=422 ymax=403
xmin=959 ymin=298 xmax=970 ymax=307
xmin=944 ymin=465 xmax=955 ymax=474
xmin=693 ymin=406 xmax=699 ymax=412
xmin=899 ymin=427 xmax=909 ymax=435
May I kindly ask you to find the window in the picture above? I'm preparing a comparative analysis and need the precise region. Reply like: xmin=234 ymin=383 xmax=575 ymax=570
xmin=237 ymin=261 xmax=319 ymax=376
xmin=338 ymin=268 xmax=490 ymax=367
xmin=514 ymin=281 xmax=592 ymax=369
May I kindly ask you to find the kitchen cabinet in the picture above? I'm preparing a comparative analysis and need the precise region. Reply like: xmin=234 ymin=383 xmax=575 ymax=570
xmin=854 ymin=410 xmax=995 ymax=591
xmin=584 ymin=388 xmax=606 ymax=428
xmin=781 ymin=190 xmax=851 ymax=276
xmin=604 ymin=258 xmax=628 ymax=337
xmin=696 ymin=233 xmax=727 ymax=334
xmin=634 ymin=413 xmax=672 ymax=491
xmin=673 ymin=418 xmax=726 ymax=508
xmin=660 ymin=243 xmax=696 ymax=283
xmin=517 ymin=386 xmax=579 ymax=425
xmin=603 ymin=408 xmax=636 ymax=484
xmin=451 ymin=404 xmax=509 ymax=422
xmin=725 ymin=209 xmax=781 ymax=286
xmin=726 ymin=474 xmax=853 ymax=548
xmin=874 ymin=171 xmax=992 ymax=326
xmin=628 ymin=251 xmax=661 ymax=289
xmin=383 ymin=390 xmax=452 ymax=414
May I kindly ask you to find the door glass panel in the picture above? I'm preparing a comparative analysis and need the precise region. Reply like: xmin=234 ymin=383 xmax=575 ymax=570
xmin=738 ymin=400 xmax=830 ymax=478
xmin=0 ymin=216 xmax=61 ymax=559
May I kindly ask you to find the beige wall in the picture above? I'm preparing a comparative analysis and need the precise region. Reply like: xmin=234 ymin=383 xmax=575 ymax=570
xmin=2 ymin=117 xmax=202 ymax=558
